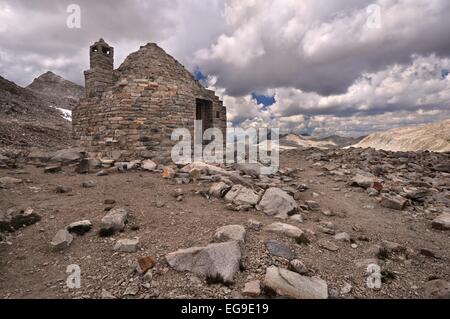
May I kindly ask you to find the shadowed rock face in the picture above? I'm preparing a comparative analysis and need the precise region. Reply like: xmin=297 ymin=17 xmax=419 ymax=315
xmin=27 ymin=71 xmax=84 ymax=111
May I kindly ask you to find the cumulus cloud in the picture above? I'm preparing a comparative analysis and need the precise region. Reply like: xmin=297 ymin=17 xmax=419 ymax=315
xmin=0 ymin=0 xmax=449 ymax=136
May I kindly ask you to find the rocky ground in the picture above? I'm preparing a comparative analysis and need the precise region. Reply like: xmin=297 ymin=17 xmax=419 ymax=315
xmin=0 ymin=147 xmax=449 ymax=299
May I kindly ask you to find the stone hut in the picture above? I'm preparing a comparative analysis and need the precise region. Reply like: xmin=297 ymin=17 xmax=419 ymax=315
xmin=72 ymin=39 xmax=227 ymax=162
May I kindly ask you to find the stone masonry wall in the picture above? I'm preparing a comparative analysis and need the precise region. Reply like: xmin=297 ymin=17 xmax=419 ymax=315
xmin=73 ymin=43 xmax=227 ymax=163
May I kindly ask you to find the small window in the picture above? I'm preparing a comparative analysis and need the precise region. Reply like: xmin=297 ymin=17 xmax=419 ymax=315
xmin=216 ymin=111 xmax=220 ymax=118
xmin=91 ymin=47 xmax=98 ymax=53
xmin=102 ymin=46 xmax=110 ymax=55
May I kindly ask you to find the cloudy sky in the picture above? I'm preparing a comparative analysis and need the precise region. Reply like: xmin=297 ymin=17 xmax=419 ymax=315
xmin=1 ymin=0 xmax=449 ymax=136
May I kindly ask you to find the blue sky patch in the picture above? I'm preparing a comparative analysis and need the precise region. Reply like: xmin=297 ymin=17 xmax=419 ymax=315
xmin=252 ymin=93 xmax=276 ymax=108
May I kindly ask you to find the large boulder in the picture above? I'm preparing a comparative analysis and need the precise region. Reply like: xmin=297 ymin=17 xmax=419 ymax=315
xmin=224 ymin=185 xmax=260 ymax=206
xmin=165 ymin=241 xmax=241 ymax=284
xmin=258 ymin=188 xmax=298 ymax=217
xmin=263 ymin=266 xmax=328 ymax=299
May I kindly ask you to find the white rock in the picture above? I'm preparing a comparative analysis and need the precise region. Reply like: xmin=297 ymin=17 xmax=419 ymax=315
xmin=113 ymin=238 xmax=140 ymax=253
xmin=432 ymin=213 xmax=450 ymax=231
xmin=264 ymin=222 xmax=304 ymax=239
xmin=142 ymin=160 xmax=157 ymax=171
xmin=224 ymin=185 xmax=260 ymax=206
xmin=334 ymin=232 xmax=351 ymax=242
xmin=258 ymin=188 xmax=298 ymax=216
xmin=263 ymin=266 xmax=328 ymax=299
xmin=51 ymin=229 xmax=73 ymax=250
xmin=101 ymin=208 xmax=128 ymax=234
xmin=166 ymin=241 xmax=241 ymax=283
xmin=214 ymin=225 xmax=246 ymax=243
xmin=243 ymin=280 xmax=261 ymax=297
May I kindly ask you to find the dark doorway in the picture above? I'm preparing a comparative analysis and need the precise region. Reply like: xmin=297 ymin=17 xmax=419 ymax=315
xmin=196 ymin=99 xmax=213 ymax=144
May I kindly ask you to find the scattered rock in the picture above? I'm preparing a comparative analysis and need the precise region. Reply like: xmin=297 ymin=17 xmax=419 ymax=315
xmin=67 ymin=220 xmax=92 ymax=235
xmin=51 ymin=229 xmax=73 ymax=250
xmin=334 ymin=232 xmax=351 ymax=242
xmin=263 ymin=266 xmax=328 ymax=299
xmin=209 ymin=182 xmax=231 ymax=198
xmin=350 ymin=174 xmax=379 ymax=189
xmin=0 ymin=208 xmax=41 ymax=232
xmin=317 ymin=239 xmax=339 ymax=252
xmin=162 ymin=166 xmax=176 ymax=179
xmin=224 ymin=185 xmax=260 ymax=206
xmin=380 ymin=194 xmax=407 ymax=211
xmin=289 ymin=214 xmax=303 ymax=223
xmin=142 ymin=159 xmax=157 ymax=171
xmin=264 ymin=222 xmax=304 ymax=239
xmin=135 ymin=256 xmax=157 ymax=274
xmin=0 ymin=176 xmax=22 ymax=188
xmin=246 ymin=219 xmax=262 ymax=231
xmin=55 ymin=185 xmax=72 ymax=194
xmin=81 ymin=180 xmax=96 ymax=188
xmin=101 ymin=289 xmax=117 ymax=299
xmin=258 ymin=187 xmax=298 ymax=217
xmin=100 ymin=208 xmax=128 ymax=236
xmin=431 ymin=213 xmax=450 ymax=231
xmin=214 ymin=225 xmax=246 ymax=243
xmin=341 ymin=283 xmax=352 ymax=295
xmin=44 ymin=165 xmax=62 ymax=174
xmin=289 ymin=259 xmax=308 ymax=275
xmin=114 ymin=238 xmax=140 ymax=253
xmin=424 ymin=280 xmax=450 ymax=299
xmin=166 ymin=241 xmax=241 ymax=284
xmin=305 ymin=200 xmax=321 ymax=212
xmin=49 ymin=148 xmax=84 ymax=164
xmin=265 ymin=240 xmax=295 ymax=260
xmin=243 ymin=280 xmax=261 ymax=297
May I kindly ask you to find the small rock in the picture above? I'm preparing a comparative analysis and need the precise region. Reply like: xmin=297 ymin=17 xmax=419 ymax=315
xmin=334 ymin=232 xmax=351 ymax=242
xmin=264 ymin=222 xmax=304 ymax=239
xmin=162 ymin=166 xmax=176 ymax=179
xmin=82 ymin=180 xmax=96 ymax=188
xmin=317 ymin=239 xmax=339 ymax=252
xmin=340 ymin=283 xmax=352 ymax=295
xmin=0 ymin=176 xmax=22 ymax=188
xmin=265 ymin=240 xmax=295 ymax=260
xmin=135 ymin=256 xmax=157 ymax=274
xmin=0 ymin=207 xmax=41 ymax=232
xmin=96 ymin=170 xmax=109 ymax=176
xmin=246 ymin=219 xmax=262 ymax=231
xmin=51 ymin=229 xmax=73 ymax=250
xmin=224 ymin=185 xmax=260 ymax=206
xmin=67 ymin=220 xmax=92 ymax=235
xmin=305 ymin=200 xmax=321 ymax=212
xmin=56 ymin=185 xmax=72 ymax=194
xmin=243 ymin=280 xmax=261 ymax=297
xmin=214 ymin=225 xmax=246 ymax=243
xmin=142 ymin=160 xmax=157 ymax=171
xmin=114 ymin=238 xmax=140 ymax=253
xmin=424 ymin=280 xmax=450 ymax=299
xmin=100 ymin=207 xmax=128 ymax=236
xmin=380 ymin=194 xmax=407 ymax=211
xmin=44 ymin=165 xmax=62 ymax=174
xmin=101 ymin=289 xmax=116 ymax=299
xmin=263 ymin=266 xmax=328 ymax=299
xmin=432 ymin=213 xmax=450 ymax=231
xmin=209 ymin=182 xmax=231 ymax=198
xmin=104 ymin=199 xmax=116 ymax=205
xmin=289 ymin=259 xmax=308 ymax=275
xmin=289 ymin=214 xmax=303 ymax=223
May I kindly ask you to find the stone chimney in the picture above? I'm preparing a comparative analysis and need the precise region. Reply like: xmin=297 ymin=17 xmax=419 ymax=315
xmin=84 ymin=38 xmax=114 ymax=98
